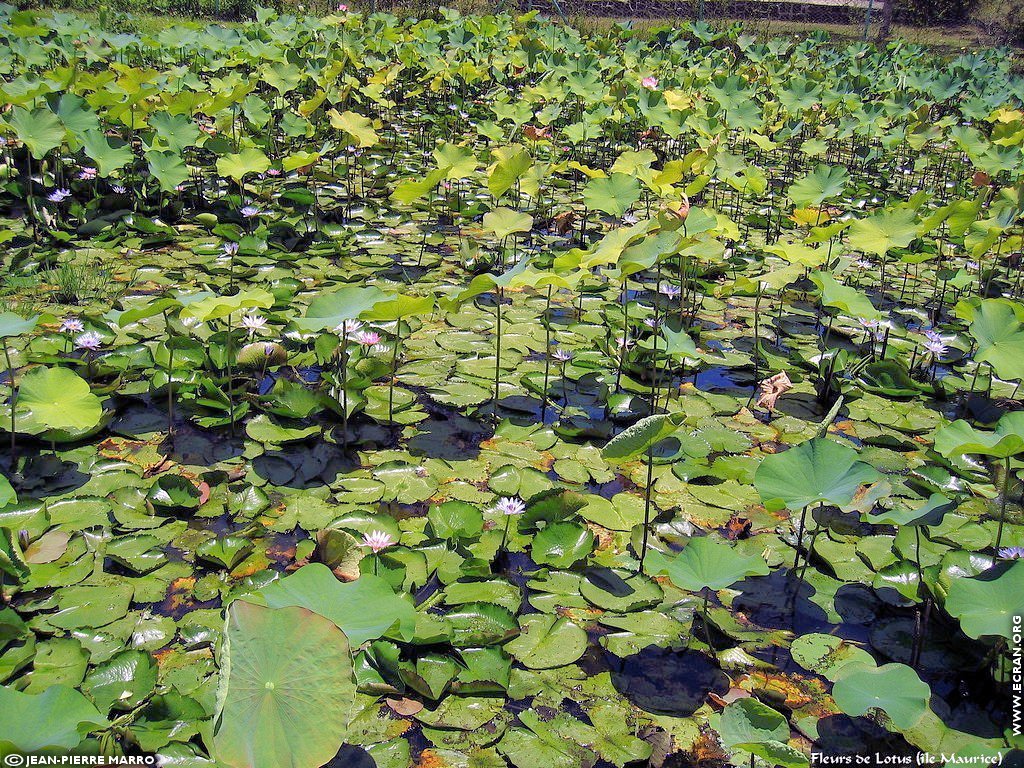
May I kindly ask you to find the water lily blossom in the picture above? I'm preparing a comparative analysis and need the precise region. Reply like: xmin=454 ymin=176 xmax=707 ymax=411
xmin=47 ymin=188 xmax=72 ymax=203
xmin=75 ymin=331 xmax=103 ymax=351
xmin=355 ymin=330 xmax=381 ymax=347
xmin=998 ymin=546 xmax=1024 ymax=560
xmin=495 ymin=497 xmax=526 ymax=516
xmin=552 ymin=348 xmax=573 ymax=363
xmin=642 ymin=76 xmax=659 ymax=89
xmin=60 ymin=317 xmax=85 ymax=334
xmin=241 ymin=314 xmax=268 ymax=337
xmin=362 ymin=530 xmax=394 ymax=553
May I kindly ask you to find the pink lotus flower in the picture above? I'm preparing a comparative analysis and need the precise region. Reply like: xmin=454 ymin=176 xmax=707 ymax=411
xmin=355 ymin=330 xmax=381 ymax=346
xmin=642 ymin=76 xmax=659 ymax=89
xmin=362 ymin=530 xmax=394 ymax=553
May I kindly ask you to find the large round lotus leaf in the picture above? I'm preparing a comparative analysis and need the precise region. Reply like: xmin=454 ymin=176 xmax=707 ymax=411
xmin=645 ymin=536 xmax=769 ymax=591
xmin=787 ymin=163 xmax=849 ymax=207
xmin=250 ymin=564 xmax=417 ymax=646
xmin=180 ymin=288 xmax=274 ymax=323
xmin=0 ymin=684 xmax=106 ymax=752
xmin=969 ymin=299 xmax=1024 ymax=382
xmin=531 ymin=521 xmax=595 ymax=568
xmin=945 ymin=561 xmax=1024 ymax=640
xmin=361 ymin=293 xmax=434 ymax=321
xmin=831 ymin=662 xmax=930 ymax=729
xmin=213 ymin=602 xmax=356 ymax=768
xmin=16 ymin=366 xmax=102 ymax=432
xmin=0 ymin=312 xmax=38 ymax=338
xmin=299 ymin=285 xmax=388 ymax=331
xmin=505 ymin=615 xmax=587 ymax=669
xmin=933 ymin=412 xmax=1024 ymax=460
xmin=754 ymin=437 xmax=881 ymax=511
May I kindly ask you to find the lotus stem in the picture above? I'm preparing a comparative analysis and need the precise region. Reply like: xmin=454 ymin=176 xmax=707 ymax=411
xmin=638 ymin=446 xmax=654 ymax=575
xmin=995 ymin=455 xmax=1011 ymax=553
xmin=702 ymin=590 xmax=715 ymax=654
xmin=3 ymin=345 xmax=16 ymax=464
xmin=340 ymin=329 xmax=349 ymax=449
xmin=493 ymin=287 xmax=502 ymax=423
xmin=541 ymin=285 xmax=552 ymax=421
xmin=226 ymin=312 xmax=235 ymax=436
xmin=389 ymin=321 xmax=402 ymax=428
xmin=793 ymin=504 xmax=809 ymax=571
xmin=167 ymin=344 xmax=175 ymax=435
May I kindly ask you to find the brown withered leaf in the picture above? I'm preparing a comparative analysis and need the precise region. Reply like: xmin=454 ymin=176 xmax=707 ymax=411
xmin=755 ymin=370 xmax=793 ymax=411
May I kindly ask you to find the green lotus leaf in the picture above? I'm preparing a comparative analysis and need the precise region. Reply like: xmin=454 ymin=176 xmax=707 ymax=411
xmin=428 ymin=500 xmax=484 ymax=540
xmin=216 ymin=147 xmax=271 ymax=182
xmin=361 ymin=293 xmax=434 ymax=321
xmin=582 ymin=173 xmax=641 ymax=217
xmin=968 ymin=300 xmax=1024 ymax=382
xmin=245 ymin=414 xmax=319 ymax=445
xmin=483 ymin=207 xmax=534 ymax=240
xmin=250 ymin=563 xmax=417 ymax=645
xmin=789 ymin=633 xmax=874 ymax=681
xmin=80 ymin=129 xmax=133 ymax=176
xmin=213 ymin=602 xmax=356 ymax=768
xmin=0 ymin=684 xmax=106 ymax=752
xmin=847 ymin=207 xmax=918 ymax=257
xmin=867 ymin=493 xmax=955 ymax=527
xmin=15 ymin=366 xmax=102 ymax=433
xmin=328 ymin=109 xmax=378 ymax=148
xmin=645 ymin=536 xmax=769 ymax=591
xmin=0 ymin=312 xmax=38 ymax=338
xmin=945 ymin=561 xmax=1024 ymax=640
xmin=180 ymin=289 xmax=274 ymax=323
xmin=299 ymin=285 xmax=389 ymax=331
xmin=933 ymin=411 xmax=1024 ymax=460
xmin=0 ymin=527 xmax=29 ymax=583
xmin=446 ymin=602 xmax=518 ymax=647
xmin=5 ymin=106 xmax=64 ymax=158
xmin=196 ymin=535 xmax=255 ymax=570
xmin=146 ymin=150 xmax=190 ymax=193
xmin=787 ymin=163 xmax=849 ymax=207
xmin=811 ymin=272 xmax=882 ymax=321
xmin=755 ymin=437 xmax=882 ymax=511
xmin=831 ymin=662 xmax=930 ymax=729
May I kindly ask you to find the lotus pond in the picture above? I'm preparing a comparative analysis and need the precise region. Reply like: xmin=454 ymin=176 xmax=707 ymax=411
xmin=1 ymin=7 xmax=1023 ymax=767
